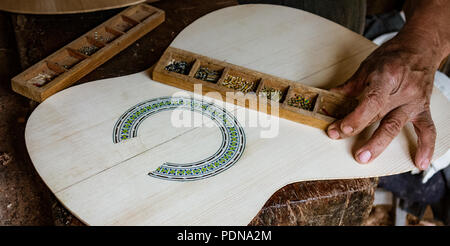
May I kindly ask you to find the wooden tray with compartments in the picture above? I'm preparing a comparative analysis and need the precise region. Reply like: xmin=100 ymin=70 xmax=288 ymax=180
xmin=11 ymin=3 xmax=165 ymax=102
xmin=153 ymin=47 xmax=358 ymax=130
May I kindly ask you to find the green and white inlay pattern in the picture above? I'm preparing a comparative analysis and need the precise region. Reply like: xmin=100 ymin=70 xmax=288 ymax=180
xmin=113 ymin=96 xmax=245 ymax=181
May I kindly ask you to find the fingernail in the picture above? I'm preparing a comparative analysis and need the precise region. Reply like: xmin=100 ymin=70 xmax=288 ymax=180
xmin=358 ymin=150 xmax=371 ymax=163
xmin=343 ymin=126 xmax=353 ymax=134
xmin=420 ymin=159 xmax=429 ymax=170
xmin=327 ymin=128 xmax=339 ymax=139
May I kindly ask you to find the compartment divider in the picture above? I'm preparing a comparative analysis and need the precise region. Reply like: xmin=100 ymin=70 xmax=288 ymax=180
xmin=255 ymin=78 xmax=265 ymax=95
xmin=216 ymin=67 xmax=231 ymax=89
xmin=86 ymin=35 xmax=106 ymax=48
xmin=66 ymin=48 xmax=89 ymax=59
xmin=282 ymin=86 xmax=295 ymax=107
xmin=313 ymin=93 xmax=324 ymax=113
xmin=259 ymin=78 xmax=290 ymax=104
xmin=278 ymin=86 xmax=289 ymax=104
xmin=66 ymin=48 xmax=88 ymax=60
xmin=106 ymin=26 xmax=125 ymax=36
xmin=213 ymin=67 xmax=227 ymax=85
xmin=121 ymin=15 xmax=140 ymax=25
xmin=46 ymin=61 xmax=67 ymax=74
xmin=188 ymin=59 xmax=201 ymax=77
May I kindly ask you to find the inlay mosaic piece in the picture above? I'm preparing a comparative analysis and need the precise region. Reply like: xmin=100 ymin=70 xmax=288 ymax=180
xmin=113 ymin=96 xmax=246 ymax=181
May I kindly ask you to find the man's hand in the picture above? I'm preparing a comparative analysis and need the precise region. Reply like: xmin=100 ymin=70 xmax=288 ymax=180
xmin=327 ymin=37 xmax=436 ymax=170
xmin=326 ymin=0 xmax=450 ymax=170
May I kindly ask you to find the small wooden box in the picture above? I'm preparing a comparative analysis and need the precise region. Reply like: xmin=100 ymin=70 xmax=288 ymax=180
xmin=152 ymin=47 xmax=358 ymax=130
xmin=12 ymin=4 xmax=165 ymax=102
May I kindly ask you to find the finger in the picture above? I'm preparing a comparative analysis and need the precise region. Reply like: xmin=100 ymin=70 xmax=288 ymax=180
xmin=330 ymin=64 xmax=368 ymax=97
xmin=412 ymin=110 xmax=436 ymax=170
xmin=354 ymin=107 xmax=410 ymax=164
xmin=328 ymin=105 xmax=389 ymax=140
xmin=327 ymin=84 xmax=392 ymax=139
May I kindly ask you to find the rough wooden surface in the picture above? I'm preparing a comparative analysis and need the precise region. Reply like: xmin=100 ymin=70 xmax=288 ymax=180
xmin=249 ymin=178 xmax=377 ymax=225
xmin=2 ymin=0 xmax=379 ymax=225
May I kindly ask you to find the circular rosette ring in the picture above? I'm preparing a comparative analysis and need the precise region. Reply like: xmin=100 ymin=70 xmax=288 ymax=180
xmin=113 ymin=96 xmax=246 ymax=181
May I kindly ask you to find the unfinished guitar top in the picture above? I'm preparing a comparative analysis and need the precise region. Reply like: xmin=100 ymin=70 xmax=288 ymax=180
xmin=25 ymin=5 xmax=450 ymax=225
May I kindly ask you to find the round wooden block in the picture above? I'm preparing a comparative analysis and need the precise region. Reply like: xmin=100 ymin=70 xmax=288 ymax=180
xmin=25 ymin=5 xmax=450 ymax=225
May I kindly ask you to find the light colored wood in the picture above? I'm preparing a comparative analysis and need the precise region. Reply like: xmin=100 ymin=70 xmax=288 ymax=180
xmin=11 ymin=4 xmax=165 ymax=102
xmin=0 ymin=0 xmax=149 ymax=15
xmin=25 ymin=4 xmax=450 ymax=225
xmin=152 ymin=47 xmax=357 ymax=130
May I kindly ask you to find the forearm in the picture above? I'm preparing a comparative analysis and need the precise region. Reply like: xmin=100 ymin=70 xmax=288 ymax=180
xmin=400 ymin=0 xmax=450 ymax=64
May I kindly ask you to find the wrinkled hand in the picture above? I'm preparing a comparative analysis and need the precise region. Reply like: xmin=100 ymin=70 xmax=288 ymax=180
xmin=327 ymin=36 xmax=440 ymax=170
